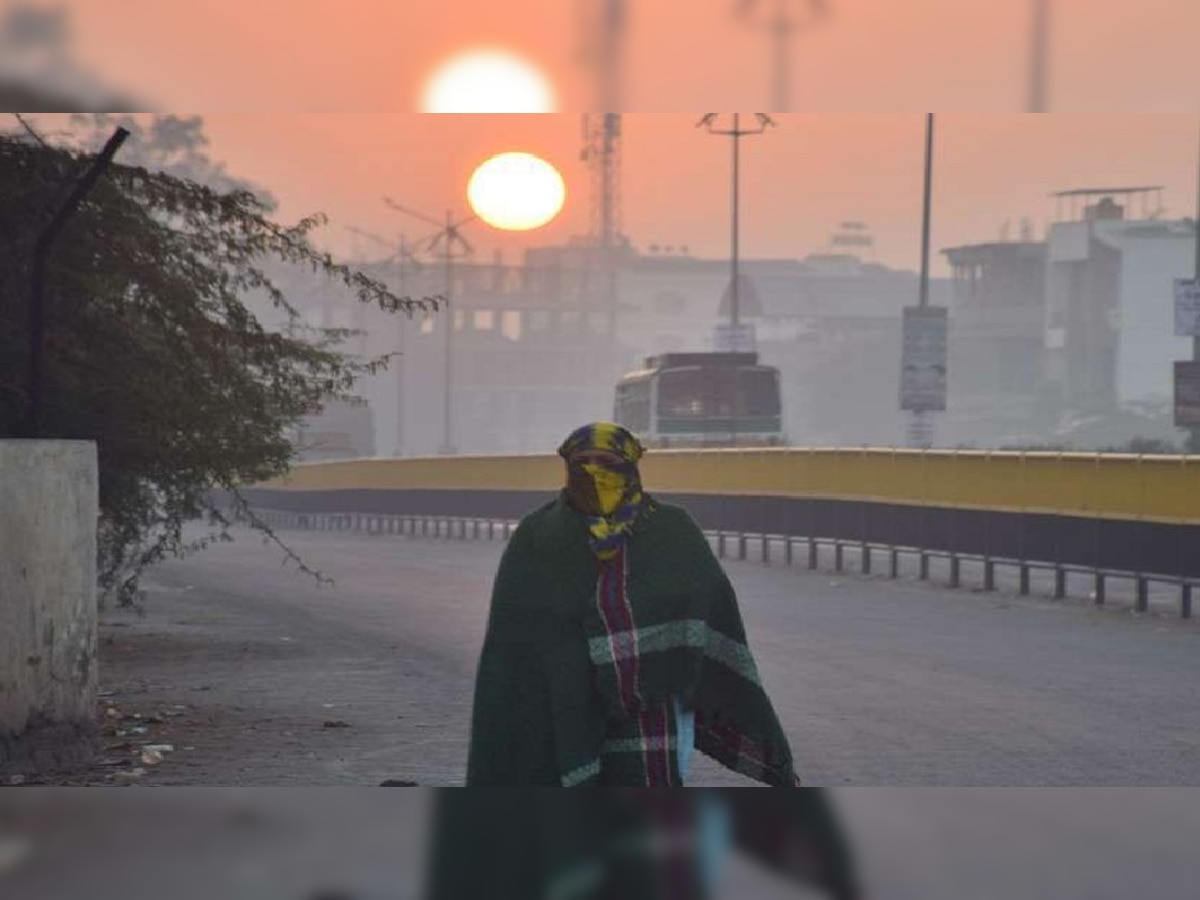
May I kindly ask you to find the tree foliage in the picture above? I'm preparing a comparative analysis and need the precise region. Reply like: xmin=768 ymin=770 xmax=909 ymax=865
xmin=0 ymin=128 xmax=441 ymax=605
xmin=68 ymin=114 xmax=271 ymax=200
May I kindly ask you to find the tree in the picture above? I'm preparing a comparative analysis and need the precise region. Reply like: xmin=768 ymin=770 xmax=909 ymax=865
xmin=67 ymin=114 xmax=272 ymax=201
xmin=0 ymin=128 xmax=441 ymax=605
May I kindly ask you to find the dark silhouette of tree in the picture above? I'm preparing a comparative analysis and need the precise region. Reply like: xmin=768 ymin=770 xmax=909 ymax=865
xmin=68 ymin=114 xmax=273 ymax=203
xmin=0 ymin=131 xmax=441 ymax=605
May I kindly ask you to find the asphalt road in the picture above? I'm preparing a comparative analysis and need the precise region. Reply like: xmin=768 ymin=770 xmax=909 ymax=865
xmin=4 ymin=789 xmax=1200 ymax=900
xmin=104 ymin=525 xmax=1200 ymax=787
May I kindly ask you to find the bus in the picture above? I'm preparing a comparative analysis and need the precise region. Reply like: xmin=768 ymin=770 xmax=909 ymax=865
xmin=613 ymin=352 xmax=785 ymax=448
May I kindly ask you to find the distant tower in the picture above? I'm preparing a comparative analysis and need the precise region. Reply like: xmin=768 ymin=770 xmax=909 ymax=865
xmin=579 ymin=0 xmax=624 ymax=342
xmin=582 ymin=113 xmax=622 ymax=257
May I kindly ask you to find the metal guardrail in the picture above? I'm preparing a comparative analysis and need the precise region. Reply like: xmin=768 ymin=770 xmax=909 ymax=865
xmin=253 ymin=507 xmax=1195 ymax=619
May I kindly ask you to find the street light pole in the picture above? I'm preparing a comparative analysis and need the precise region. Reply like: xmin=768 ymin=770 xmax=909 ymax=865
xmin=346 ymin=225 xmax=422 ymax=457
xmin=771 ymin=1 xmax=790 ymax=113
xmin=919 ymin=112 xmax=935 ymax=311
xmin=1028 ymin=0 xmax=1050 ymax=113
xmin=698 ymin=113 xmax=776 ymax=330
xmin=384 ymin=198 xmax=476 ymax=456
xmin=698 ymin=113 xmax=776 ymax=449
xmin=1191 ymin=115 xmax=1200 ymax=452
xmin=732 ymin=114 xmax=742 ymax=327
xmin=442 ymin=211 xmax=455 ymax=455
xmin=395 ymin=234 xmax=409 ymax=457
xmin=908 ymin=113 xmax=937 ymax=449
xmin=23 ymin=125 xmax=128 ymax=438
xmin=738 ymin=0 xmax=828 ymax=112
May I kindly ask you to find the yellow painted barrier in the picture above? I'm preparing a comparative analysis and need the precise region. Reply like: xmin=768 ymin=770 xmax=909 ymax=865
xmin=258 ymin=449 xmax=1200 ymax=526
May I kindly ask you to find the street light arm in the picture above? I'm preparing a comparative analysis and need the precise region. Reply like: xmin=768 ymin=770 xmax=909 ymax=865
xmin=700 ymin=113 xmax=778 ymax=136
xmin=345 ymin=225 xmax=395 ymax=249
xmin=383 ymin=197 xmax=445 ymax=229
xmin=452 ymin=232 xmax=476 ymax=256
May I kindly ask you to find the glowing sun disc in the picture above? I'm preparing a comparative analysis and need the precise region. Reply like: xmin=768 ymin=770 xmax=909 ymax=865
xmin=422 ymin=50 xmax=555 ymax=113
xmin=468 ymin=152 xmax=566 ymax=232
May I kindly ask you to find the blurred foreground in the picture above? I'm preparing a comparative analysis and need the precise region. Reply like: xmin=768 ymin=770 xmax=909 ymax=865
xmin=1 ymin=789 xmax=1199 ymax=899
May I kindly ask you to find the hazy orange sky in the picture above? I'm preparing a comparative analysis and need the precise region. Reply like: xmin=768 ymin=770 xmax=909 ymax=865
xmin=18 ymin=3 xmax=1200 ymax=277
xmin=91 ymin=113 xmax=1196 ymax=276
xmin=59 ymin=0 xmax=1200 ymax=112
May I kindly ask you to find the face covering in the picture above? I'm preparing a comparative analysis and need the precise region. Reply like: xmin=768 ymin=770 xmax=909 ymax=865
xmin=581 ymin=463 xmax=628 ymax=516
xmin=558 ymin=422 xmax=653 ymax=560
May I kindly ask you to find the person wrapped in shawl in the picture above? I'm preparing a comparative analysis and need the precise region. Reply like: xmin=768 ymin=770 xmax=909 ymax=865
xmin=426 ymin=788 xmax=863 ymax=900
xmin=466 ymin=421 xmax=800 ymax=787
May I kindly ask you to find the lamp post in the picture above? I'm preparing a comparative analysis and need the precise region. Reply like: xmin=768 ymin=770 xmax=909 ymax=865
xmin=1190 ymin=115 xmax=1200 ymax=452
xmin=1028 ymin=0 xmax=1051 ymax=113
xmin=905 ymin=113 xmax=939 ymax=450
xmin=384 ymin=198 xmax=477 ymax=456
xmin=698 ymin=113 xmax=776 ymax=448
xmin=737 ymin=0 xmax=828 ymax=112
xmin=346 ymin=226 xmax=426 ymax=457
xmin=697 ymin=113 xmax=776 ymax=330
xmin=23 ymin=125 xmax=128 ymax=437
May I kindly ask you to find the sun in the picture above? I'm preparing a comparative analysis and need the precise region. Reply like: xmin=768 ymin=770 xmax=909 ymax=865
xmin=468 ymin=153 xmax=566 ymax=232
xmin=421 ymin=50 xmax=556 ymax=113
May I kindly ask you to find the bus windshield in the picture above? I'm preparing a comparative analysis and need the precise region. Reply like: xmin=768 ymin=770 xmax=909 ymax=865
xmin=657 ymin=367 xmax=780 ymax=418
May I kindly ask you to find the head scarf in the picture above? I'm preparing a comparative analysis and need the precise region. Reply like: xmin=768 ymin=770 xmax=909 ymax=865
xmin=557 ymin=422 xmax=653 ymax=560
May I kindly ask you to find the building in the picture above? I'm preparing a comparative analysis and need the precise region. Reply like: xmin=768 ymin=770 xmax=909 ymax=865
xmin=1043 ymin=187 xmax=1195 ymax=443
xmin=282 ymin=226 xmax=966 ymax=455
xmin=939 ymin=188 xmax=1197 ymax=449
xmin=941 ymin=240 xmax=1051 ymax=446
xmin=360 ymin=247 xmax=624 ymax=457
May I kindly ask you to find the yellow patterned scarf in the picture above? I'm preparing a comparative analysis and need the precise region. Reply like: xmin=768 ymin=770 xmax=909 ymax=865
xmin=558 ymin=422 xmax=653 ymax=560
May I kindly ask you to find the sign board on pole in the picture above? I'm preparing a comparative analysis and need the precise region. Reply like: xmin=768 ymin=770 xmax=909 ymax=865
xmin=900 ymin=306 xmax=948 ymax=412
xmin=1174 ymin=361 xmax=1200 ymax=427
xmin=1174 ymin=279 xmax=1200 ymax=337
xmin=714 ymin=323 xmax=757 ymax=353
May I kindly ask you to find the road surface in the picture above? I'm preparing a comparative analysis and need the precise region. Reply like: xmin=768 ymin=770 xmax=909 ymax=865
xmin=4 ymin=789 xmax=1200 ymax=900
xmin=94 ymin=525 xmax=1200 ymax=787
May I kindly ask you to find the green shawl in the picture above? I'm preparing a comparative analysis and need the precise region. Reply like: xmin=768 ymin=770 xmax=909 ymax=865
xmin=426 ymin=789 xmax=861 ymax=900
xmin=466 ymin=495 xmax=799 ymax=787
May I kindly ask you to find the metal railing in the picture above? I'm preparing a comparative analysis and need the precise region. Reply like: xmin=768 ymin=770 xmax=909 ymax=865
xmin=251 ymin=507 xmax=1195 ymax=619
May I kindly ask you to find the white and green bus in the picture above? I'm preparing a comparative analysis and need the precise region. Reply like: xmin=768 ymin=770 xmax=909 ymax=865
xmin=614 ymin=352 xmax=784 ymax=448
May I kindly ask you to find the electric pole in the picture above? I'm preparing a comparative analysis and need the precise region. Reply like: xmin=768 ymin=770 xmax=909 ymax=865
xmin=738 ymin=0 xmax=828 ymax=112
xmin=1028 ymin=0 xmax=1050 ymax=112
xmin=697 ymin=113 xmax=776 ymax=329
xmin=384 ymin=198 xmax=477 ymax=456
xmin=905 ymin=113 xmax=939 ymax=450
xmin=698 ymin=113 xmax=776 ymax=448
xmin=1191 ymin=115 xmax=1200 ymax=452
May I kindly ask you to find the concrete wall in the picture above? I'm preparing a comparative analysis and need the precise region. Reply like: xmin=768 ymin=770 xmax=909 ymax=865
xmin=0 ymin=440 xmax=99 ymax=774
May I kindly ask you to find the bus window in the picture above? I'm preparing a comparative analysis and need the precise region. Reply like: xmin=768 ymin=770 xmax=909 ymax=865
xmin=737 ymin=369 xmax=781 ymax=416
xmin=659 ymin=367 xmax=779 ymax=419
xmin=657 ymin=370 xmax=706 ymax=417
xmin=616 ymin=380 xmax=652 ymax=433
